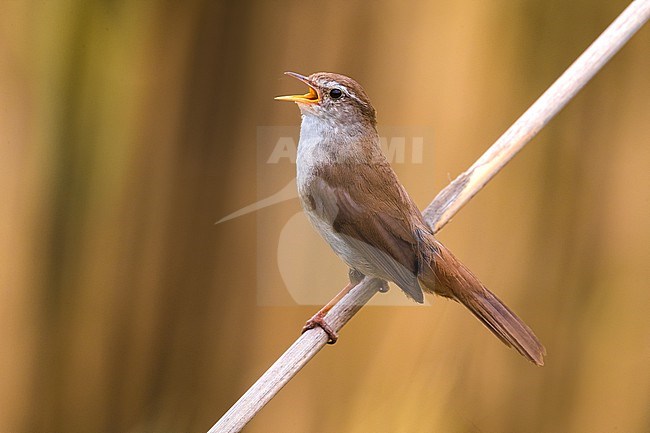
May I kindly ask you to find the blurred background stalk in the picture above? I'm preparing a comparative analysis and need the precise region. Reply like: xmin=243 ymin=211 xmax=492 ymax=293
xmin=0 ymin=1 xmax=648 ymax=432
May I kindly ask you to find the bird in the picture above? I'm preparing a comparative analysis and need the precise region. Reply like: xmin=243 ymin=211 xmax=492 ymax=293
xmin=275 ymin=71 xmax=546 ymax=366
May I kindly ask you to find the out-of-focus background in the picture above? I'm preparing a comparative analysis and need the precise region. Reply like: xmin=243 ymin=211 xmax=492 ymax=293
xmin=2 ymin=1 xmax=649 ymax=432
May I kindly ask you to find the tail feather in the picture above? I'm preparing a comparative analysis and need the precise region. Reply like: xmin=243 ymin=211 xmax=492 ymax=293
xmin=461 ymin=288 xmax=546 ymax=366
xmin=420 ymin=239 xmax=546 ymax=366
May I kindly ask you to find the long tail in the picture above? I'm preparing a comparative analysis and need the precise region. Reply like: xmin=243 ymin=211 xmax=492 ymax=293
xmin=420 ymin=239 xmax=546 ymax=366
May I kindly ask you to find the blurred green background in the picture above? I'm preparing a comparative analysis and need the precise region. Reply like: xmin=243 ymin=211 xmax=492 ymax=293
xmin=1 ymin=1 xmax=649 ymax=432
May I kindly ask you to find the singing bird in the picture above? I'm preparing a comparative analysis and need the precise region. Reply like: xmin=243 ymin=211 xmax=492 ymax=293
xmin=276 ymin=72 xmax=545 ymax=365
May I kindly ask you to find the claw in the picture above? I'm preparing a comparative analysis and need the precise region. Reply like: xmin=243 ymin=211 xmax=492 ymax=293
xmin=302 ymin=314 xmax=338 ymax=344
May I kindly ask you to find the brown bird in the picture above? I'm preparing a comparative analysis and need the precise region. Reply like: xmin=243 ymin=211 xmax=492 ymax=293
xmin=276 ymin=72 xmax=546 ymax=366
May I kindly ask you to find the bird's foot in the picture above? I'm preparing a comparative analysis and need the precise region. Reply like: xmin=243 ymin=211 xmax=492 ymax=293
xmin=348 ymin=268 xmax=365 ymax=285
xmin=302 ymin=312 xmax=338 ymax=344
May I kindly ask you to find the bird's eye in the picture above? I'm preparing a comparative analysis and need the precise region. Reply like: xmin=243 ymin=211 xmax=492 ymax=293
xmin=329 ymin=88 xmax=343 ymax=99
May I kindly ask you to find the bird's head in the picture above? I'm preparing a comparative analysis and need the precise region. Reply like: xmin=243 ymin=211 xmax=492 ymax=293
xmin=275 ymin=72 xmax=376 ymax=126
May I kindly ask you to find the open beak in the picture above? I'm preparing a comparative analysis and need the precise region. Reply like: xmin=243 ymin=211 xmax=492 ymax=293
xmin=275 ymin=72 xmax=320 ymax=104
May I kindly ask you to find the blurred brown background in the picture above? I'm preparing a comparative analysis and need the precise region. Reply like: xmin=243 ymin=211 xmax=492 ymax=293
xmin=1 ymin=1 xmax=649 ymax=432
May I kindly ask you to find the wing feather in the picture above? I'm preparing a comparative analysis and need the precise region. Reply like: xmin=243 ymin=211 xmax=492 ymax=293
xmin=307 ymin=161 xmax=427 ymax=302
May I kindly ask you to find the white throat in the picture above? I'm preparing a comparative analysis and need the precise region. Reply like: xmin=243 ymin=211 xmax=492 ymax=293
xmin=296 ymin=112 xmax=377 ymax=170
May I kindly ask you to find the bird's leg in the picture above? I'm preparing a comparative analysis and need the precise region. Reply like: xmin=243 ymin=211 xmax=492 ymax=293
xmin=302 ymin=269 xmax=388 ymax=343
xmin=302 ymin=281 xmax=356 ymax=344
xmin=348 ymin=268 xmax=365 ymax=285
xmin=351 ymin=268 xmax=389 ymax=293
xmin=302 ymin=268 xmax=366 ymax=344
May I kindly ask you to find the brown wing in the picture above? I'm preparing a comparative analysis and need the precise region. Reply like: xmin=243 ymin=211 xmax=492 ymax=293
xmin=307 ymin=161 xmax=427 ymax=302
